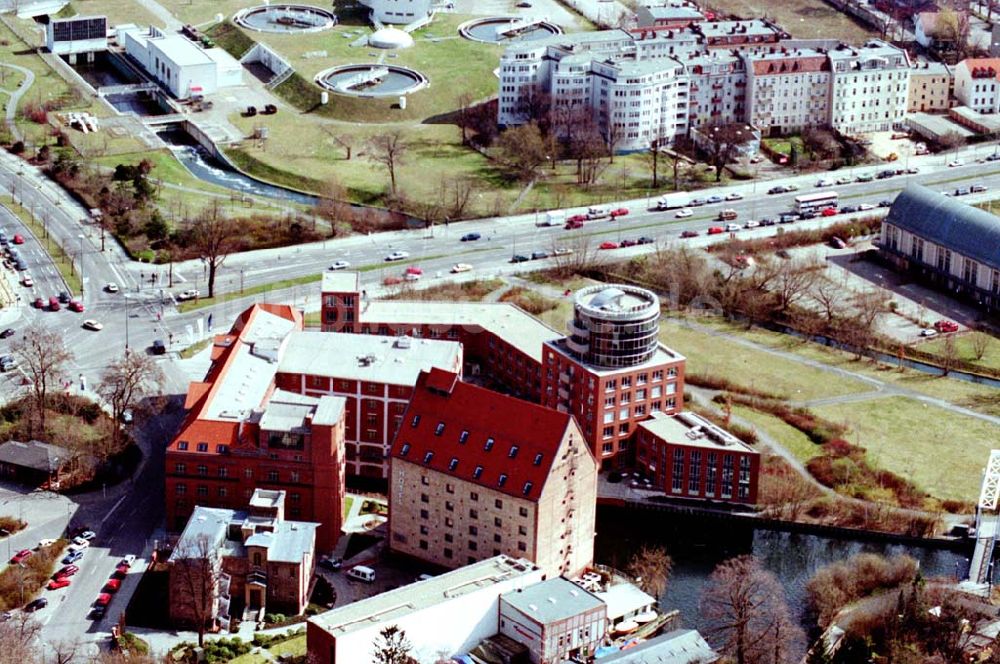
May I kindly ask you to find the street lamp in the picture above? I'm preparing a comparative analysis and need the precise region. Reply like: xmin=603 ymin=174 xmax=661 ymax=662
xmin=123 ymin=294 xmax=131 ymax=354
xmin=77 ymin=234 xmax=85 ymax=296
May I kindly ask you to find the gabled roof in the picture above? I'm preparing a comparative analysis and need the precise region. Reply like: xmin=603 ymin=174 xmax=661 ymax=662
xmin=391 ymin=372 xmax=576 ymax=501
xmin=0 ymin=440 xmax=69 ymax=473
xmin=885 ymin=184 xmax=1000 ymax=270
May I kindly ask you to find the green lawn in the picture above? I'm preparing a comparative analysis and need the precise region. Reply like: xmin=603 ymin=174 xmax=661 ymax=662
xmin=658 ymin=318 xmax=870 ymax=400
xmin=343 ymin=495 xmax=354 ymax=519
xmin=177 ymin=273 xmax=322 ymax=312
xmin=268 ymin=634 xmax=306 ymax=659
xmin=812 ymin=397 xmax=999 ymax=503
xmin=732 ymin=405 xmax=821 ymax=463
xmin=920 ymin=332 xmax=1000 ymax=371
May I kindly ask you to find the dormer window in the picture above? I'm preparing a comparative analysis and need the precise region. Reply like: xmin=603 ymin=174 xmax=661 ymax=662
xmin=423 ymin=452 xmax=434 ymax=464
xmin=411 ymin=415 xmax=420 ymax=427
xmin=485 ymin=438 xmax=495 ymax=451
xmin=449 ymin=457 xmax=459 ymax=471
xmin=178 ymin=441 xmax=189 ymax=451
xmin=435 ymin=422 xmax=445 ymax=436
xmin=533 ymin=453 xmax=544 ymax=466
xmin=400 ymin=443 xmax=411 ymax=456
xmin=459 ymin=430 xmax=469 ymax=444
xmin=523 ymin=482 xmax=533 ymax=496
xmin=498 ymin=474 xmax=508 ymax=487
xmin=508 ymin=446 xmax=519 ymax=459
xmin=473 ymin=465 xmax=483 ymax=479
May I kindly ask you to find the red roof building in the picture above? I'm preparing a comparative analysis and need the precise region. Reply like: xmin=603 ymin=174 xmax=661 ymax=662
xmin=388 ymin=369 xmax=598 ymax=577
xmin=166 ymin=305 xmax=348 ymax=552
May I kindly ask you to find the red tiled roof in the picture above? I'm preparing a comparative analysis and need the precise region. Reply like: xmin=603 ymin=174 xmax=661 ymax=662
xmin=752 ymin=54 xmax=827 ymax=76
xmin=961 ymin=58 xmax=1000 ymax=80
xmin=424 ymin=367 xmax=459 ymax=393
xmin=168 ymin=304 xmax=301 ymax=455
xmin=391 ymin=371 xmax=576 ymax=501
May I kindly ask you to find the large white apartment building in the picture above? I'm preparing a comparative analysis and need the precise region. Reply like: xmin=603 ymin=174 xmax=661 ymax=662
xmin=744 ymin=44 xmax=831 ymax=136
xmin=498 ymin=27 xmax=909 ymax=149
xmin=954 ymin=58 xmax=1000 ymax=114
xmin=827 ymin=40 xmax=910 ymax=136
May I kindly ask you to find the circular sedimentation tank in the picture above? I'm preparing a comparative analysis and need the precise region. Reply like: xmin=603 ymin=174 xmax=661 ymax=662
xmin=458 ymin=16 xmax=561 ymax=43
xmin=315 ymin=64 xmax=428 ymax=98
xmin=234 ymin=4 xmax=337 ymax=33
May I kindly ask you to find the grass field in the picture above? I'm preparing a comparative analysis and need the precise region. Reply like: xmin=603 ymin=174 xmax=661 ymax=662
xmin=59 ymin=0 xmax=160 ymax=28
xmin=812 ymin=397 xmax=997 ymax=502
xmin=920 ymin=332 xmax=1000 ymax=371
xmin=704 ymin=0 xmax=877 ymax=42
xmin=732 ymin=404 xmax=821 ymax=463
xmin=659 ymin=318 xmax=871 ymax=400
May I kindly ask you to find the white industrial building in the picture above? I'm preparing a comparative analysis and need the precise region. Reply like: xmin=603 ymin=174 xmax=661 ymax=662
xmin=118 ymin=25 xmax=242 ymax=98
xmin=46 ymin=16 xmax=108 ymax=58
xmin=358 ymin=0 xmax=432 ymax=25
xmin=306 ymin=556 xmax=546 ymax=664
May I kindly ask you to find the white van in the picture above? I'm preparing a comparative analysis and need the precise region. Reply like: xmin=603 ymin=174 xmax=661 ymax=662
xmin=346 ymin=565 xmax=376 ymax=583
xmin=586 ymin=205 xmax=608 ymax=219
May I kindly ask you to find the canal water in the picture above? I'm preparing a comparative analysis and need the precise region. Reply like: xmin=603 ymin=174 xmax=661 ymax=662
xmin=595 ymin=506 xmax=973 ymax=646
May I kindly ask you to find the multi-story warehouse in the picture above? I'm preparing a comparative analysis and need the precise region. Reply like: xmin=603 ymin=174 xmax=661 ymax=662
xmin=743 ymin=45 xmax=831 ymax=136
xmin=827 ymin=40 xmax=910 ymax=136
xmin=635 ymin=411 xmax=760 ymax=504
xmin=273 ymin=331 xmax=462 ymax=479
xmin=388 ymin=369 xmax=598 ymax=578
xmin=540 ymin=286 xmax=686 ymax=468
xmin=880 ymin=184 xmax=1000 ymax=312
xmin=954 ymin=58 xmax=1000 ymax=114
xmin=165 ymin=304 xmax=347 ymax=551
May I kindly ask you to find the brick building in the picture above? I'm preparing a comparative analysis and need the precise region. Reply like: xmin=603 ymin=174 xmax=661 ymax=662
xmin=389 ymin=369 xmax=598 ymax=577
xmin=635 ymin=411 xmax=760 ymax=504
xmin=166 ymin=304 xmax=348 ymax=552
xmin=274 ymin=331 xmax=462 ymax=479
xmin=541 ymin=285 xmax=685 ymax=469
xmin=168 ymin=489 xmax=317 ymax=630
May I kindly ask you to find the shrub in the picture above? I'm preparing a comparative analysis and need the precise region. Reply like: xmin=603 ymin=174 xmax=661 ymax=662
xmin=693 ymin=373 xmax=789 ymax=400
xmin=498 ymin=287 xmax=558 ymax=315
xmin=807 ymin=553 xmax=918 ymax=628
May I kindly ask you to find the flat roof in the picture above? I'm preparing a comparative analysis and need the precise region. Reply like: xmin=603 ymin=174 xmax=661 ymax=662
xmin=309 ymin=556 xmax=541 ymax=636
xmin=595 ymin=583 xmax=656 ymax=621
xmin=279 ymin=331 xmax=462 ymax=384
xmin=637 ymin=411 xmax=757 ymax=453
xmin=204 ymin=309 xmax=296 ymax=421
xmin=322 ymin=271 xmax=360 ymax=293
xmin=149 ymin=34 xmax=213 ymax=68
xmin=258 ymin=390 xmax=321 ymax=433
xmin=600 ymin=629 xmax=718 ymax=663
xmin=362 ymin=301 xmax=560 ymax=362
xmin=501 ymin=577 xmax=604 ymax=624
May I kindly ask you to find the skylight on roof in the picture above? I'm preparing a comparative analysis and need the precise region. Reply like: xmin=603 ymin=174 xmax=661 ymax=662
xmin=508 ymin=445 xmax=519 ymax=459
xmin=435 ymin=422 xmax=445 ymax=436
xmin=423 ymin=451 xmax=434 ymax=464
xmin=449 ymin=457 xmax=459 ymax=471
xmin=522 ymin=481 xmax=533 ymax=496
xmin=411 ymin=414 xmax=420 ymax=427
xmin=473 ymin=465 xmax=483 ymax=479
xmin=401 ymin=443 xmax=411 ymax=456
xmin=498 ymin=474 xmax=508 ymax=487
xmin=459 ymin=430 xmax=469 ymax=444
xmin=485 ymin=438 xmax=495 ymax=451
xmin=533 ymin=453 xmax=543 ymax=466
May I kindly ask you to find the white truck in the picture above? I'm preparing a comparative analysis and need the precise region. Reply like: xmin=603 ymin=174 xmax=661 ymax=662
xmin=537 ymin=211 xmax=565 ymax=227
xmin=586 ymin=205 xmax=609 ymax=220
xmin=656 ymin=194 xmax=687 ymax=210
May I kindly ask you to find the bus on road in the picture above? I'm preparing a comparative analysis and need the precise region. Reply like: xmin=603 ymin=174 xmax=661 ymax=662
xmin=794 ymin=191 xmax=838 ymax=214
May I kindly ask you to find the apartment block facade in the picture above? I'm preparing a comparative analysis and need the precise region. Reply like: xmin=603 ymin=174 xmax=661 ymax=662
xmin=827 ymin=40 xmax=910 ymax=136
xmin=388 ymin=369 xmax=598 ymax=578
xmin=635 ymin=411 xmax=760 ymax=504
xmin=744 ymin=46 xmax=831 ymax=136
xmin=954 ymin=58 xmax=1000 ymax=114
xmin=907 ymin=62 xmax=953 ymax=112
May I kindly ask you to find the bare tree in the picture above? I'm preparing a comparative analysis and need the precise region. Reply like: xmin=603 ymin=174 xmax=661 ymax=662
xmin=494 ymin=122 xmax=548 ymax=182
xmin=774 ymin=259 xmax=821 ymax=314
xmin=456 ymin=92 xmax=475 ymax=146
xmin=368 ymin=131 xmax=409 ymax=195
xmin=49 ymin=639 xmax=80 ymax=664
xmin=169 ymin=534 xmax=219 ymax=647
xmin=0 ymin=612 xmax=41 ymax=664
xmin=12 ymin=324 xmax=71 ymax=436
xmin=372 ymin=624 xmax=413 ymax=664
xmin=568 ymin=122 xmax=609 ymax=186
xmin=810 ymin=277 xmax=848 ymax=323
xmin=969 ymin=330 xmax=992 ymax=361
xmin=190 ymin=201 xmax=239 ymax=299
xmin=702 ymin=123 xmax=752 ymax=183
xmin=549 ymin=236 xmax=605 ymax=276
xmin=940 ymin=333 xmax=959 ymax=376
xmin=626 ymin=545 xmax=673 ymax=598
xmin=701 ymin=555 xmax=802 ymax=664
xmin=96 ymin=352 xmax=165 ymax=451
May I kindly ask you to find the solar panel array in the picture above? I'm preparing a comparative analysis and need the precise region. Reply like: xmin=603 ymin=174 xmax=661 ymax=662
xmin=50 ymin=16 xmax=107 ymax=42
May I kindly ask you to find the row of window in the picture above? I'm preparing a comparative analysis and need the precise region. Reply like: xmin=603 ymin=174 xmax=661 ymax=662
xmin=173 ymin=465 xmax=302 ymax=483
xmin=174 ymin=483 xmax=302 ymax=502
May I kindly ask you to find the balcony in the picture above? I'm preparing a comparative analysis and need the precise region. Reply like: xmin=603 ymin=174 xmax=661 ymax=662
xmin=565 ymin=337 xmax=588 ymax=355
xmin=566 ymin=319 xmax=590 ymax=339
xmin=558 ymin=387 xmax=570 ymax=400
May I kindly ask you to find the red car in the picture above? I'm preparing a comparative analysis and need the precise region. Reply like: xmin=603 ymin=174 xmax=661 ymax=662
xmin=820 ymin=207 xmax=838 ymax=217
xmin=610 ymin=207 xmax=629 ymax=218
xmin=564 ymin=220 xmax=584 ymax=230
xmin=404 ymin=266 xmax=423 ymax=276
xmin=599 ymin=241 xmax=619 ymax=250
xmin=11 ymin=549 xmax=32 ymax=564
xmin=32 ymin=297 xmax=44 ymax=309
xmin=68 ymin=301 xmax=84 ymax=313
xmin=112 ymin=567 xmax=128 ymax=579
xmin=48 ymin=297 xmax=60 ymax=311
xmin=566 ymin=214 xmax=587 ymax=224
xmin=103 ymin=578 xmax=121 ymax=593
xmin=55 ymin=565 xmax=79 ymax=579
xmin=95 ymin=593 xmax=112 ymax=607
xmin=707 ymin=226 xmax=724 ymax=235
xmin=934 ymin=320 xmax=959 ymax=333
xmin=680 ymin=230 xmax=699 ymax=238
xmin=12 ymin=235 xmax=24 ymax=245
xmin=47 ymin=577 xmax=71 ymax=590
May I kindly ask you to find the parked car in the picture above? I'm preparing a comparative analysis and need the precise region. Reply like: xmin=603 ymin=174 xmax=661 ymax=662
xmin=20 ymin=275 xmax=32 ymax=287
xmin=855 ymin=173 xmax=874 ymax=182
xmin=816 ymin=178 xmax=835 ymax=187
xmin=328 ymin=260 xmax=351 ymax=271
xmin=319 ymin=556 xmax=343 ymax=571
xmin=836 ymin=176 xmax=852 ymax=185
xmin=552 ymin=247 xmax=574 ymax=256
xmin=566 ymin=214 xmax=587 ymax=224
xmin=972 ymin=184 xmax=988 ymax=193
xmin=103 ymin=579 xmax=121 ymax=593
xmin=58 ymin=291 xmax=71 ymax=304
xmin=829 ymin=236 xmax=847 ymax=249
xmin=680 ymin=230 xmax=699 ymax=238
xmin=767 ymin=185 xmax=788 ymax=195
xmin=564 ymin=220 xmax=584 ymax=230
xmin=104 ymin=283 xmax=119 ymax=293
xmin=32 ymin=297 xmax=44 ymax=309
xmin=674 ymin=208 xmax=693 ymax=218
xmin=840 ymin=205 xmax=859 ymax=214
xmin=858 ymin=203 xmax=875 ymax=211
xmin=79 ymin=530 xmax=96 ymax=541
xmin=744 ymin=220 xmax=760 ymax=229
xmin=68 ymin=300 xmax=84 ymax=313
xmin=120 ymin=555 xmax=136 ymax=567
xmin=0 ymin=356 xmax=16 ymax=372
xmin=36 ymin=538 xmax=56 ymax=549
xmin=725 ymin=192 xmax=744 ymax=201
xmin=450 ymin=263 xmax=473 ymax=273
xmin=688 ymin=198 xmax=706 ymax=207
xmin=460 ymin=232 xmax=481 ymax=242
xmin=11 ymin=549 xmax=32 ymax=564
xmin=509 ymin=254 xmax=529 ymax=263
xmin=620 ymin=238 xmax=638 ymax=248
xmin=820 ymin=207 xmax=838 ymax=217
xmin=954 ymin=187 xmax=970 ymax=197
xmin=11 ymin=235 xmax=23 ymax=245
xmin=725 ymin=223 xmax=741 ymax=232
xmin=934 ymin=320 xmax=959 ymax=333
xmin=82 ymin=320 xmax=103 ymax=332
xmin=637 ymin=236 xmax=654 ymax=245
xmin=760 ymin=218 xmax=776 ymax=226
xmin=706 ymin=195 xmax=723 ymax=204
xmin=94 ymin=593 xmax=112 ymax=607
xmin=55 ymin=565 xmax=79 ymax=579
xmin=0 ymin=329 xmax=13 ymax=339
xmin=62 ymin=550 xmax=84 ymax=565
xmin=707 ymin=226 xmax=724 ymax=235
xmin=609 ymin=207 xmax=629 ymax=218
xmin=24 ymin=598 xmax=47 ymax=612
xmin=69 ymin=538 xmax=90 ymax=551
xmin=384 ymin=251 xmax=409 ymax=262
xmin=919 ymin=328 xmax=938 ymax=337
xmin=47 ymin=578 xmax=71 ymax=590
xmin=48 ymin=297 xmax=60 ymax=311
xmin=530 ymin=251 xmax=549 ymax=260
xmin=878 ymin=199 xmax=893 ymax=208
xmin=176 ymin=289 xmax=200 ymax=301
xmin=948 ymin=159 xmax=964 ymax=167
xmin=599 ymin=241 xmax=619 ymax=250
